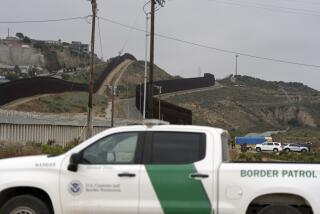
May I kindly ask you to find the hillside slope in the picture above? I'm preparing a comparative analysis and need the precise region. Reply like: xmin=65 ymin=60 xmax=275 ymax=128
xmin=116 ymin=60 xmax=178 ymax=98
xmin=165 ymin=75 xmax=320 ymax=133
xmin=0 ymin=44 xmax=44 ymax=66
xmin=0 ymin=40 xmax=91 ymax=72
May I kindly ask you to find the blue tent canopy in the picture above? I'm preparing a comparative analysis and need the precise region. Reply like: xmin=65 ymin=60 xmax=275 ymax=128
xmin=235 ymin=137 xmax=266 ymax=145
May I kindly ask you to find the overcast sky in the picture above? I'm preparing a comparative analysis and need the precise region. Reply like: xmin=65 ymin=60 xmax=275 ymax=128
xmin=0 ymin=0 xmax=319 ymax=90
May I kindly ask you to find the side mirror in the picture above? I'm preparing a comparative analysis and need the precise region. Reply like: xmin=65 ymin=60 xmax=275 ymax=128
xmin=68 ymin=153 xmax=81 ymax=172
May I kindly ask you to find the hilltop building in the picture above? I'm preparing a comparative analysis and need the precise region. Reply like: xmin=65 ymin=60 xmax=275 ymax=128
xmin=71 ymin=41 xmax=89 ymax=54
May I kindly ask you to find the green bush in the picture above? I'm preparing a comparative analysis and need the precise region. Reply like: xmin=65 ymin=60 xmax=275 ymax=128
xmin=237 ymin=152 xmax=262 ymax=161
xmin=0 ymin=138 xmax=81 ymax=159
xmin=235 ymin=151 xmax=320 ymax=162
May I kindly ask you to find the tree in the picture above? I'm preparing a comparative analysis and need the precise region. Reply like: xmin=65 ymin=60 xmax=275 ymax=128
xmin=23 ymin=36 xmax=31 ymax=44
xmin=33 ymin=41 xmax=47 ymax=51
xmin=62 ymin=42 xmax=70 ymax=46
xmin=27 ymin=66 xmax=37 ymax=77
xmin=13 ymin=65 xmax=21 ymax=74
xmin=61 ymin=73 xmax=69 ymax=80
xmin=16 ymin=32 xmax=24 ymax=40
xmin=44 ymin=51 xmax=61 ymax=72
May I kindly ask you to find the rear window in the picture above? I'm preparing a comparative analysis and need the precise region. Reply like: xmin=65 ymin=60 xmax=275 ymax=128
xmin=150 ymin=132 xmax=206 ymax=164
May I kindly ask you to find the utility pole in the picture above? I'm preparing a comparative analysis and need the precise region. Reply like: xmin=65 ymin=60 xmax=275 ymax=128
xmin=139 ymin=84 xmax=142 ymax=120
xmin=235 ymin=54 xmax=239 ymax=76
xmin=147 ymin=0 xmax=165 ymax=119
xmin=155 ymin=85 xmax=162 ymax=120
xmin=143 ymin=8 xmax=150 ymax=120
xmin=148 ymin=0 xmax=156 ymax=119
xmin=108 ymin=85 xmax=117 ymax=127
xmin=86 ymin=0 xmax=97 ymax=138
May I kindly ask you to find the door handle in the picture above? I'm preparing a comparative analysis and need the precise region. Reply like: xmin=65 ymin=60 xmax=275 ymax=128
xmin=190 ymin=173 xmax=209 ymax=179
xmin=118 ymin=172 xmax=136 ymax=178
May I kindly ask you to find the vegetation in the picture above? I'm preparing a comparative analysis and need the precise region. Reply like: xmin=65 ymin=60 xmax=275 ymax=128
xmin=62 ymin=63 xmax=108 ymax=84
xmin=33 ymin=41 xmax=61 ymax=71
xmin=5 ymin=73 xmax=19 ymax=81
xmin=15 ymin=32 xmax=24 ymax=40
xmin=123 ymin=60 xmax=177 ymax=83
xmin=23 ymin=36 xmax=32 ymax=44
xmin=165 ymin=75 xmax=320 ymax=133
xmin=15 ymin=32 xmax=31 ymax=44
xmin=273 ymin=128 xmax=320 ymax=143
xmin=116 ymin=60 xmax=177 ymax=98
xmin=234 ymin=151 xmax=320 ymax=162
xmin=27 ymin=66 xmax=38 ymax=77
xmin=14 ymin=65 xmax=21 ymax=74
xmin=44 ymin=50 xmax=61 ymax=71
xmin=7 ymin=92 xmax=107 ymax=116
xmin=0 ymin=138 xmax=80 ymax=159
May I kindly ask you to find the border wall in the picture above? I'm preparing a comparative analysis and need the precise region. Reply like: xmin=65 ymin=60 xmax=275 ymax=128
xmin=136 ymin=89 xmax=193 ymax=125
xmin=135 ymin=74 xmax=215 ymax=125
xmin=0 ymin=53 xmax=136 ymax=106
xmin=153 ymin=73 xmax=215 ymax=94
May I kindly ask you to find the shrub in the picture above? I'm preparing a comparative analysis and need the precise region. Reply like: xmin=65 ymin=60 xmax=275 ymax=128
xmin=0 ymin=138 xmax=81 ymax=159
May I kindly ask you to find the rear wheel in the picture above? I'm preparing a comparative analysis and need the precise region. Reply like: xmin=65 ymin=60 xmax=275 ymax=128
xmin=301 ymin=149 xmax=307 ymax=153
xmin=256 ymin=147 xmax=261 ymax=152
xmin=273 ymin=148 xmax=279 ymax=152
xmin=285 ymin=148 xmax=290 ymax=152
xmin=0 ymin=195 xmax=50 ymax=214
xmin=257 ymin=204 xmax=301 ymax=214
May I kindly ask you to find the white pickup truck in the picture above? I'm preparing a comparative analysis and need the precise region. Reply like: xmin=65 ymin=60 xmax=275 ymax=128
xmin=0 ymin=124 xmax=318 ymax=214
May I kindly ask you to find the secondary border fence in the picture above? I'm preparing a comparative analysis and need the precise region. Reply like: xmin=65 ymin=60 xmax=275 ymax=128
xmin=0 ymin=110 xmax=142 ymax=145
xmin=0 ymin=110 xmax=107 ymax=146
xmin=0 ymin=124 xmax=106 ymax=147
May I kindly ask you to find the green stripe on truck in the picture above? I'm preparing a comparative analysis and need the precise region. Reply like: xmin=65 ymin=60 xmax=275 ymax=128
xmin=146 ymin=164 xmax=212 ymax=214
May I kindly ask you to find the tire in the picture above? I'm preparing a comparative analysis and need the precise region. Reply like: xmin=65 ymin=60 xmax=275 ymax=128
xmin=285 ymin=148 xmax=290 ymax=152
xmin=273 ymin=148 xmax=279 ymax=152
xmin=258 ymin=204 xmax=301 ymax=214
xmin=0 ymin=195 xmax=50 ymax=214
xmin=301 ymin=149 xmax=307 ymax=153
xmin=256 ymin=147 xmax=261 ymax=152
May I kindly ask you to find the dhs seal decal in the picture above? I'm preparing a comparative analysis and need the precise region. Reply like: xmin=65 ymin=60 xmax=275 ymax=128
xmin=68 ymin=180 xmax=83 ymax=196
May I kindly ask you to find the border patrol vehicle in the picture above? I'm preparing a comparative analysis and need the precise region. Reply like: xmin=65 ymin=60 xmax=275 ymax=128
xmin=0 ymin=123 xmax=318 ymax=214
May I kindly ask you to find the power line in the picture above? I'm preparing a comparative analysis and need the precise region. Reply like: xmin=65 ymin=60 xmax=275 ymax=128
xmin=98 ymin=16 xmax=320 ymax=69
xmin=119 ymin=6 xmax=143 ymax=55
xmin=0 ymin=16 xmax=90 ymax=24
xmin=171 ymin=0 xmax=320 ymax=16
xmin=277 ymin=0 xmax=320 ymax=5
xmin=208 ymin=0 xmax=320 ymax=17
